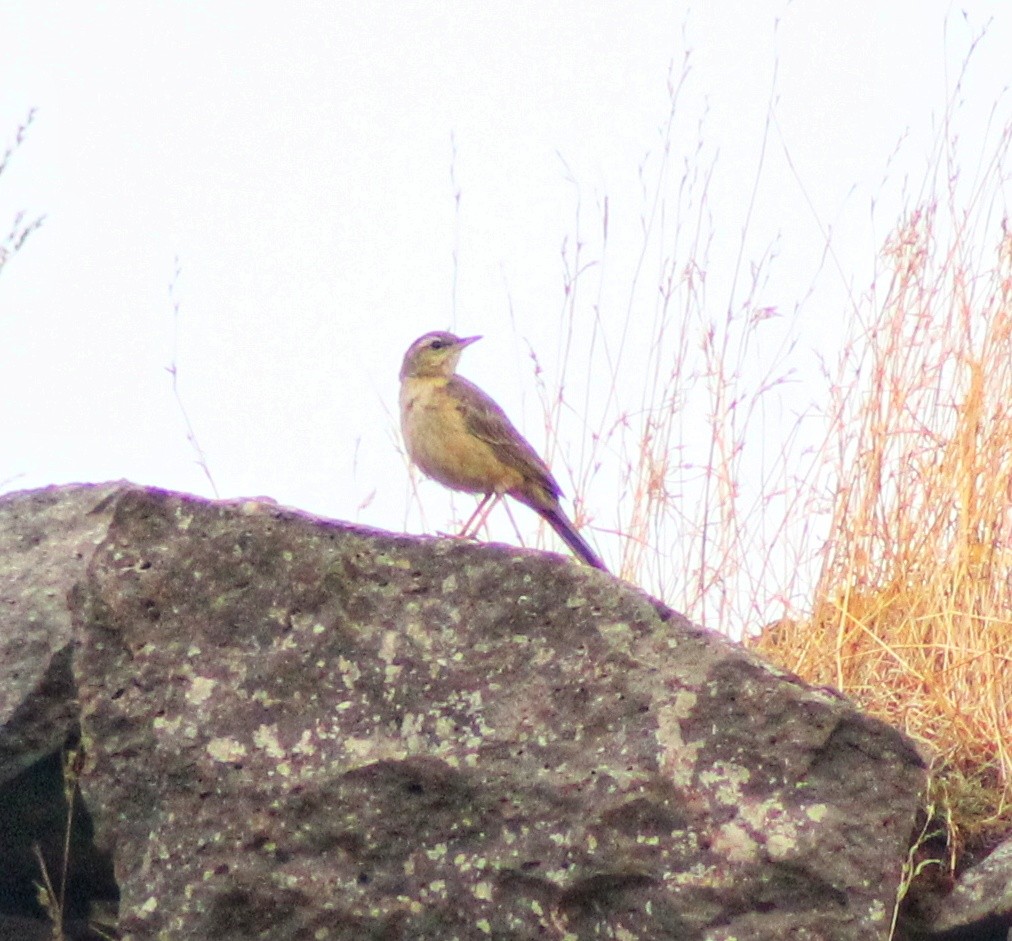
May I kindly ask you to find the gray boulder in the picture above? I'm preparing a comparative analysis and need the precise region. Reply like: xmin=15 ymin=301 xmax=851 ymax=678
xmin=1 ymin=482 xmax=929 ymax=940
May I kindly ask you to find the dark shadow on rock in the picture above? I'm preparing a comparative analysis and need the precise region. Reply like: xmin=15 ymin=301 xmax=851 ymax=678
xmin=0 ymin=734 xmax=119 ymax=938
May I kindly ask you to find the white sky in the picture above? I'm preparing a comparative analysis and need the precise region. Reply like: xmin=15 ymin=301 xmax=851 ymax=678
xmin=2 ymin=3 xmax=1010 ymax=626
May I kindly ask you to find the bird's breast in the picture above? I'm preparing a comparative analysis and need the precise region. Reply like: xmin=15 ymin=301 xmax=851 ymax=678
xmin=400 ymin=378 xmax=520 ymax=494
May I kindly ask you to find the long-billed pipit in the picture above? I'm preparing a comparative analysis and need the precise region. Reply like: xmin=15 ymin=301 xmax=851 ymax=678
xmin=399 ymin=331 xmax=607 ymax=571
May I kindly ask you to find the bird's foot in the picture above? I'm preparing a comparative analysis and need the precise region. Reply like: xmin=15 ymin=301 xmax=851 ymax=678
xmin=436 ymin=529 xmax=480 ymax=541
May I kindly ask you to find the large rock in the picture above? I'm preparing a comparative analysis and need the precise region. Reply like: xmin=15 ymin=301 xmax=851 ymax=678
xmin=0 ymin=482 xmax=121 ymax=779
xmin=0 ymin=483 xmax=122 ymax=936
xmin=0 ymin=482 xmax=927 ymax=940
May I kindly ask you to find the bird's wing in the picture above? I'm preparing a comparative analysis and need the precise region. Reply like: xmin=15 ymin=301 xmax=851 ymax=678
xmin=450 ymin=376 xmax=564 ymax=500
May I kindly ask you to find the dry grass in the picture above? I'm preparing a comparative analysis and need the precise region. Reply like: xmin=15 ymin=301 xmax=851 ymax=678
xmin=0 ymin=108 xmax=46 ymax=278
xmin=753 ymin=200 xmax=1012 ymax=855
xmin=530 ymin=39 xmax=1012 ymax=866
xmin=520 ymin=55 xmax=816 ymax=636
xmin=749 ymin=34 xmax=1012 ymax=852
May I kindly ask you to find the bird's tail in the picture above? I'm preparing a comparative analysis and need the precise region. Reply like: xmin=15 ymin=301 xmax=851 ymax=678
xmin=537 ymin=505 xmax=608 ymax=572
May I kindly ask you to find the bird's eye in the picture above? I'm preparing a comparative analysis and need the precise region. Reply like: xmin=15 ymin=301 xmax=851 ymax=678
xmin=429 ymin=339 xmax=445 ymax=349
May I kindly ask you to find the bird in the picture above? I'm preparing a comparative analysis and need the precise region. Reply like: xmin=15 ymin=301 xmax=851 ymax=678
xmin=399 ymin=330 xmax=608 ymax=571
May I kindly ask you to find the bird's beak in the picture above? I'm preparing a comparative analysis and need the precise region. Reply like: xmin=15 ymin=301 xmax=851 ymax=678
xmin=458 ymin=335 xmax=482 ymax=348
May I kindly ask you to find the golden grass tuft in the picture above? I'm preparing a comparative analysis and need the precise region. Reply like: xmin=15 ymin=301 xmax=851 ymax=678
xmin=753 ymin=204 xmax=1012 ymax=855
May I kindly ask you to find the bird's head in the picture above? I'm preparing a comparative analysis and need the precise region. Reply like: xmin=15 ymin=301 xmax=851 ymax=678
xmin=399 ymin=331 xmax=482 ymax=380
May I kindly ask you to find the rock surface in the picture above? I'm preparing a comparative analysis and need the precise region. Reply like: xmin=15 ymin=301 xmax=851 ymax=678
xmin=0 ymin=483 xmax=121 ymax=936
xmin=0 ymin=482 xmax=931 ymax=940
xmin=923 ymin=835 xmax=1012 ymax=939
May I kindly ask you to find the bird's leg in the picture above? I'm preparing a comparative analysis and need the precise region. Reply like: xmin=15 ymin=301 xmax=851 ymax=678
xmin=437 ymin=495 xmax=495 ymax=539
xmin=459 ymin=493 xmax=501 ymax=537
